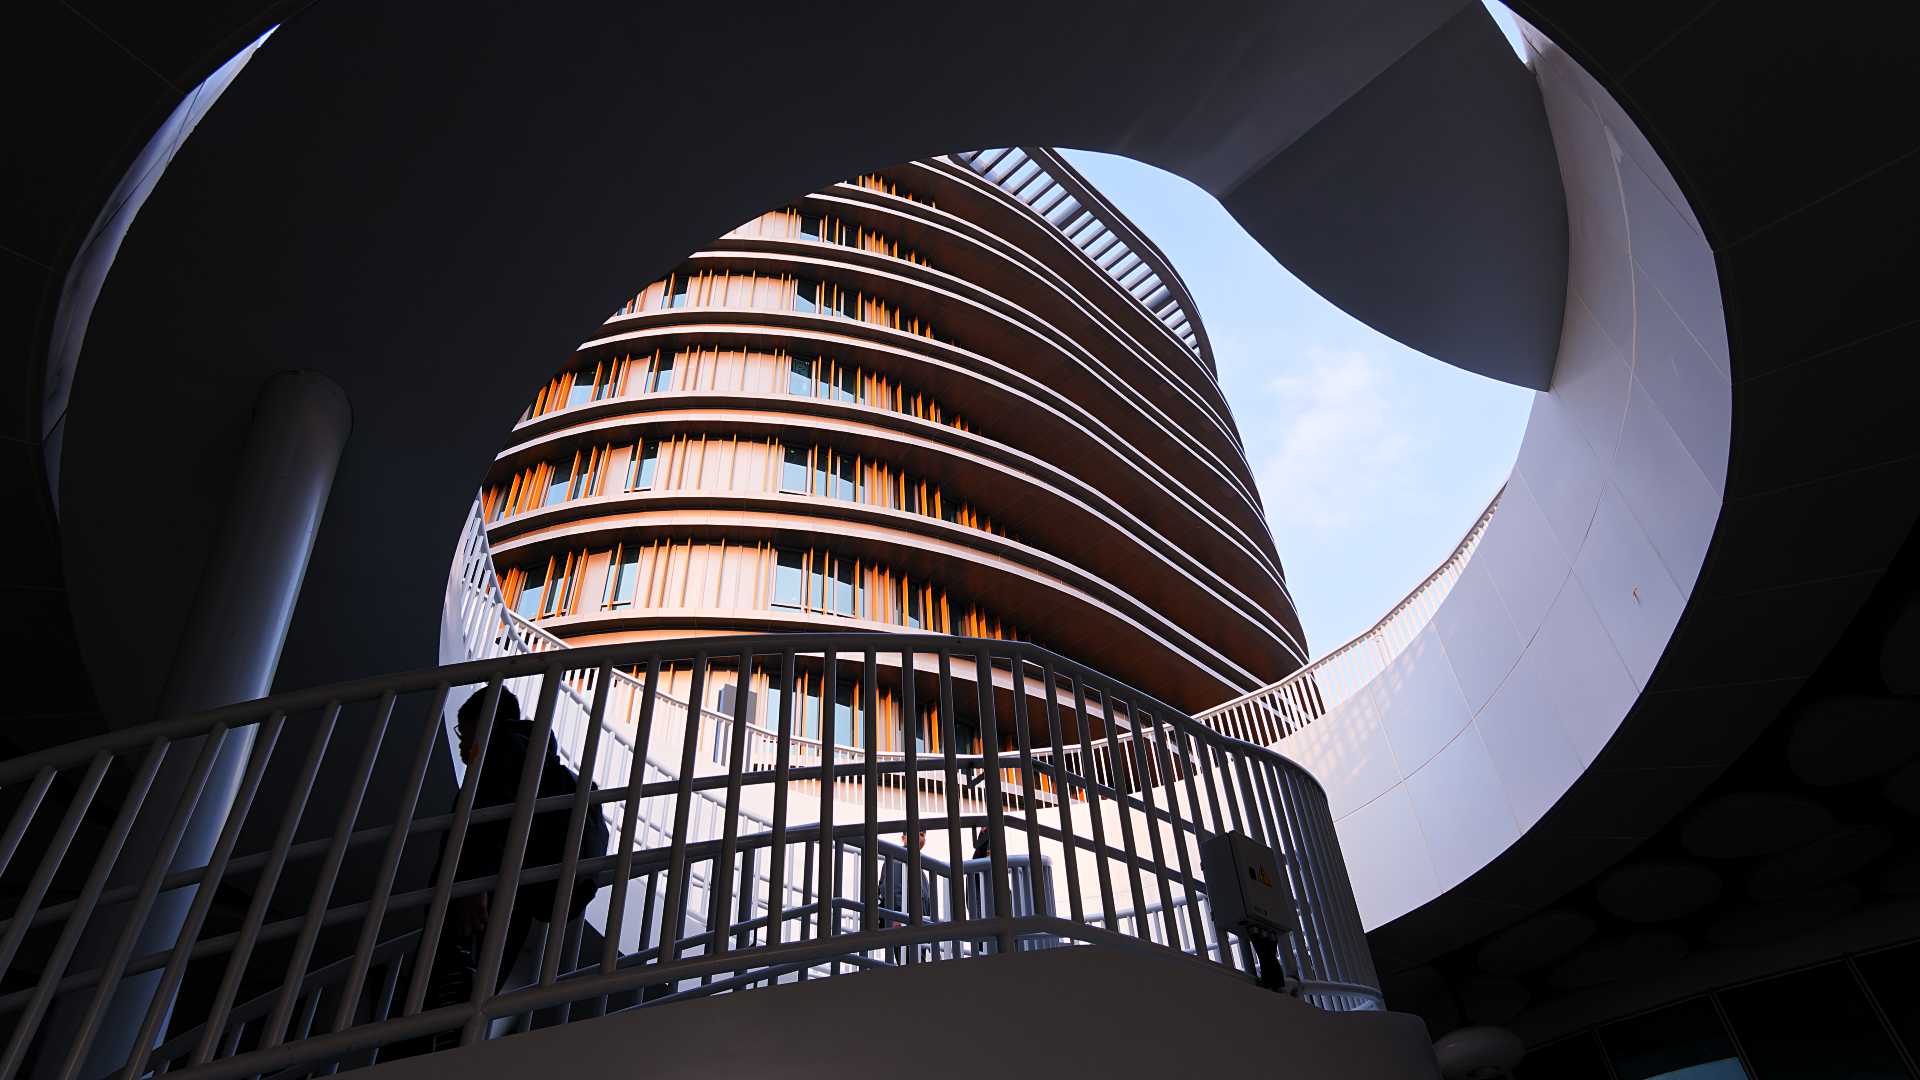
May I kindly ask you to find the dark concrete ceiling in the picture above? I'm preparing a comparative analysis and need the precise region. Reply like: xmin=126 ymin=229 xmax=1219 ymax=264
xmin=33 ymin=0 xmax=1564 ymax=733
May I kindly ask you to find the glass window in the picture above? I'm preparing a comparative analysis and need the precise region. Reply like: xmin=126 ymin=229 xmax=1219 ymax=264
xmin=905 ymin=585 xmax=923 ymax=630
xmin=606 ymin=544 xmax=639 ymax=608
xmin=568 ymin=457 xmax=594 ymax=500
xmin=833 ymin=681 xmax=856 ymax=747
xmin=1599 ymin=997 xmax=1747 ymax=1080
xmin=629 ymin=440 xmax=657 ymax=490
xmin=799 ymin=212 xmax=823 ymax=240
xmin=1719 ymin=962 xmax=1909 ymax=1079
xmin=716 ymin=682 xmax=754 ymax=719
xmin=833 ymin=365 xmax=857 ymax=403
xmin=793 ymin=276 xmax=818 ymax=314
xmin=833 ymin=454 xmax=856 ymax=501
xmin=514 ymin=562 xmax=548 ymax=618
xmin=544 ymin=457 xmax=574 ymax=506
xmin=788 ymin=355 xmax=814 ymax=396
xmin=832 ymin=558 xmax=855 ymax=615
xmin=1855 ymin=942 xmax=1920 ymax=1069
xmin=801 ymin=683 xmax=821 ymax=741
xmin=780 ymin=444 xmax=810 ymax=494
xmin=809 ymin=555 xmax=827 ymax=611
xmin=772 ymin=548 xmax=805 ymax=609
xmin=647 ymin=354 xmax=675 ymax=393
xmin=565 ymin=372 xmax=595 ymax=409
xmin=667 ymin=272 xmax=692 ymax=309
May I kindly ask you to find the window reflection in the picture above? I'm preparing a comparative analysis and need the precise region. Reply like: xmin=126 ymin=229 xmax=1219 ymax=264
xmin=1599 ymin=998 xmax=1747 ymax=1080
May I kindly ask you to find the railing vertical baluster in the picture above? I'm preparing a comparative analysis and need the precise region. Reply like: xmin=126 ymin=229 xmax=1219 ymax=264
xmin=860 ymin=650 xmax=880 ymax=941
xmin=709 ymin=649 xmax=755 ymax=968
xmin=196 ymin=708 xmax=337 ymax=1064
xmin=659 ymin=652 xmax=708 ymax=972
xmin=545 ymin=660 xmax=613 ymax=994
xmin=405 ymin=675 xmax=504 ymax=1017
xmin=0 ymin=754 xmax=108 ymax=1028
xmin=1097 ymin=691 xmax=1152 ymax=941
xmin=1 ymin=740 xmax=167 ymax=1080
xmin=0 ymin=768 xmax=55 ymax=883
xmin=974 ymin=646 xmax=1014 ymax=955
xmin=935 ymin=648 xmax=965 ymax=956
xmin=767 ymin=650 xmax=796 ymax=962
xmin=63 ymin=725 xmax=231 ymax=1080
xmin=265 ymin=695 xmax=388 ymax=1049
xmin=815 ymin=649 xmax=837 ymax=967
xmin=899 ymin=648 xmax=922 ymax=952
xmin=1068 ymin=674 xmax=1118 ymax=931
xmin=330 ymin=685 xmax=444 ymax=1039
xmin=797 ymin=838 xmax=814 ymax=982
xmin=1007 ymin=655 xmax=1043 ymax=923
xmin=1037 ymin=658 xmax=1085 ymax=927
xmin=603 ymin=655 xmax=661 ymax=979
xmin=1171 ymin=727 xmax=1212 ymax=956
xmin=462 ymin=664 xmax=565 ymax=1045
xmin=1138 ymin=710 xmax=1190 ymax=951
xmin=126 ymin=713 xmax=286 ymax=1080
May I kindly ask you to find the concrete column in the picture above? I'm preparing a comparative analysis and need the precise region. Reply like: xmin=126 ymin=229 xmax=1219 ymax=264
xmin=65 ymin=370 xmax=350 ymax=1078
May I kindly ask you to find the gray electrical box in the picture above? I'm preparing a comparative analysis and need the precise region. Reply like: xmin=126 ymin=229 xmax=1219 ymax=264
xmin=1200 ymin=831 xmax=1297 ymax=938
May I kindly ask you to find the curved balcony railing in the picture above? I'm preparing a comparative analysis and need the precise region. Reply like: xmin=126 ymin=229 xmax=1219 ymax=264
xmin=951 ymin=147 xmax=1206 ymax=360
xmin=1197 ymin=486 xmax=1503 ymax=745
xmin=0 ymin=635 xmax=1377 ymax=1079
xmin=0 ymin=527 xmax=1377 ymax=1080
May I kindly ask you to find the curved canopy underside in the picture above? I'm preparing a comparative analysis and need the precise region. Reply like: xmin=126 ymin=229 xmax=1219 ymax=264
xmin=58 ymin=0 xmax=1565 ymax=729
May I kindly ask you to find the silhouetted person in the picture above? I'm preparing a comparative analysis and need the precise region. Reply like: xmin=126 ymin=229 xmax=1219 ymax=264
xmin=389 ymin=687 xmax=608 ymax=1057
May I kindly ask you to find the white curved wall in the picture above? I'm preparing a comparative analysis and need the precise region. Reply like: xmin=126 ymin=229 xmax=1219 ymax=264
xmin=1277 ymin=27 xmax=1732 ymax=929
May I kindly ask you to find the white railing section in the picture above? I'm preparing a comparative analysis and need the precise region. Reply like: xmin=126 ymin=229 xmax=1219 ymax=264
xmin=1197 ymin=487 xmax=1503 ymax=746
xmin=951 ymin=148 xmax=1203 ymax=358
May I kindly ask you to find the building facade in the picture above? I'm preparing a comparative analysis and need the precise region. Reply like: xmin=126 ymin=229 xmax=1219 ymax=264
xmin=477 ymin=152 xmax=1307 ymax=748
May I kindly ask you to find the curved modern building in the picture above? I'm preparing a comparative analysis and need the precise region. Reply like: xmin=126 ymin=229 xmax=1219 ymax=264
xmin=477 ymin=153 xmax=1307 ymax=720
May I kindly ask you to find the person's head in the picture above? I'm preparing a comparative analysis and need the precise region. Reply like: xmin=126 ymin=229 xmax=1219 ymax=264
xmin=456 ymin=686 xmax=522 ymax=765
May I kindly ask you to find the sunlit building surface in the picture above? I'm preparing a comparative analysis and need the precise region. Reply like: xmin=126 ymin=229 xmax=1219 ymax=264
xmin=477 ymin=154 xmax=1309 ymax=744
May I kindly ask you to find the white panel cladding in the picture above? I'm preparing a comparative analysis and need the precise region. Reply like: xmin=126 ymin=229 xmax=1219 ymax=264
xmin=1619 ymin=151 xmax=1729 ymax=378
xmin=1433 ymin=556 xmax=1524 ymax=715
xmin=1473 ymin=644 xmax=1583 ymax=831
xmin=1552 ymin=292 xmax=1634 ymax=463
xmin=1378 ymin=626 xmax=1475 ymax=776
xmin=1473 ymin=470 xmax=1570 ymax=642
xmin=1631 ymin=266 xmax=1731 ymax=493
xmin=1531 ymin=574 xmax=1640 ymax=765
xmin=1513 ymin=389 xmax=1606 ymax=563
xmin=1612 ymin=376 xmax=1719 ymax=591
xmin=1572 ymin=482 xmax=1688 ymax=687
xmin=1277 ymin=679 xmax=1401 ymax=819
xmin=1405 ymin=723 xmax=1521 ymax=890
xmin=1266 ymin=27 xmax=1730 ymax=930
xmin=1333 ymin=783 xmax=1440 ymax=931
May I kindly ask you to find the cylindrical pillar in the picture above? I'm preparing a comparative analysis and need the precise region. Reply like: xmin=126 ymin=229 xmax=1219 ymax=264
xmin=64 ymin=370 xmax=350 ymax=1078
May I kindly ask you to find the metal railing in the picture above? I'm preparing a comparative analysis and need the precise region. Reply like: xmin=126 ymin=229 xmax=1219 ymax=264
xmin=0 ymin=622 xmax=1377 ymax=1080
xmin=951 ymin=148 xmax=1205 ymax=359
xmin=1197 ymin=486 xmax=1503 ymax=745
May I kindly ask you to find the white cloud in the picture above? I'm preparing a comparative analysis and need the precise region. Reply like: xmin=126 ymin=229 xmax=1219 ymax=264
xmin=1247 ymin=347 xmax=1410 ymax=534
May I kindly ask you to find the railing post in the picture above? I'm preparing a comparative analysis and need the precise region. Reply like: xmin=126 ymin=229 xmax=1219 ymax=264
xmin=63 ymin=371 xmax=350 ymax=1080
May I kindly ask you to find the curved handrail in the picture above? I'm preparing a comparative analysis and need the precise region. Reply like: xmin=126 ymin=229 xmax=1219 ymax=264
xmin=0 ymin=623 xmax=1376 ymax=1079
xmin=950 ymin=148 xmax=1208 ymax=364
xmin=1197 ymin=485 xmax=1503 ymax=745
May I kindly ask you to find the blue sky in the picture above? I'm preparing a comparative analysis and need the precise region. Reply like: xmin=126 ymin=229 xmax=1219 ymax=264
xmin=1064 ymin=150 xmax=1532 ymax=657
